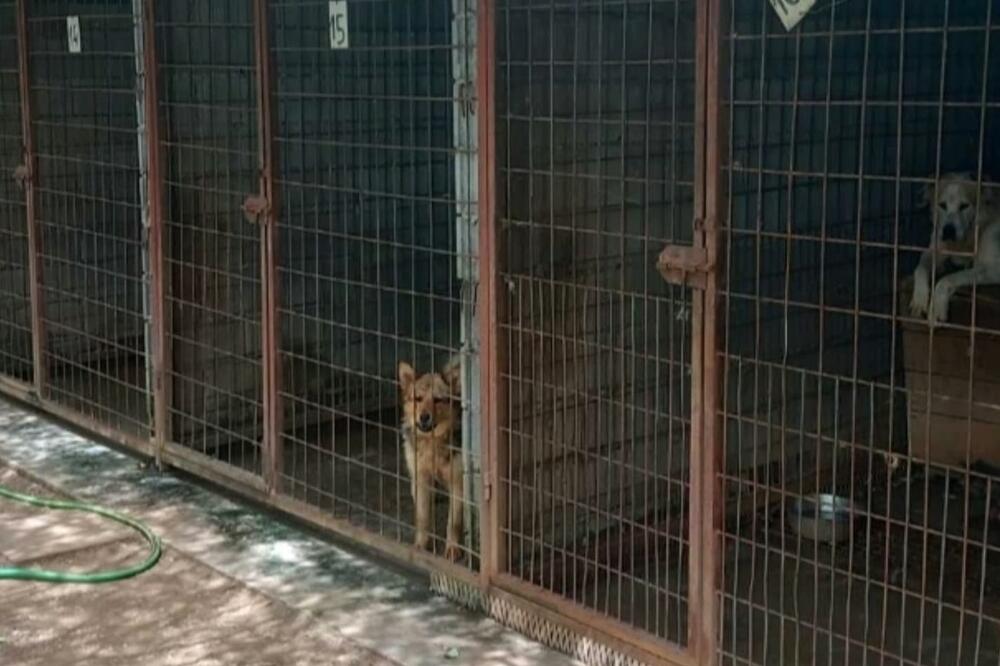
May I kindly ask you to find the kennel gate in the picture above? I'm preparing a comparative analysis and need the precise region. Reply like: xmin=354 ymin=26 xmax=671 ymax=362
xmin=6 ymin=1 xmax=1000 ymax=665
xmin=488 ymin=0 xmax=722 ymax=663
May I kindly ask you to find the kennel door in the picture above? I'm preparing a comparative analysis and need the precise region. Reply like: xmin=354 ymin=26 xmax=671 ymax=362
xmin=153 ymin=1 xmax=268 ymax=475
xmin=493 ymin=0 xmax=706 ymax=658
xmin=26 ymin=2 xmax=150 ymax=434
xmin=268 ymin=0 xmax=483 ymax=564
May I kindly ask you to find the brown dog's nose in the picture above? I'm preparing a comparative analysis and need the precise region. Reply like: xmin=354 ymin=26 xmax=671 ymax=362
xmin=418 ymin=412 xmax=433 ymax=430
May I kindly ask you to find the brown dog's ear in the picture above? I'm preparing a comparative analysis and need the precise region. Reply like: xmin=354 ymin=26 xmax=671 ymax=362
xmin=442 ymin=355 xmax=461 ymax=396
xmin=398 ymin=361 xmax=415 ymax=392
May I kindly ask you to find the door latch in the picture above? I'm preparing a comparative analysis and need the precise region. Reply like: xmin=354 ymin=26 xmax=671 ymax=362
xmin=657 ymin=244 xmax=712 ymax=289
xmin=242 ymin=194 xmax=269 ymax=224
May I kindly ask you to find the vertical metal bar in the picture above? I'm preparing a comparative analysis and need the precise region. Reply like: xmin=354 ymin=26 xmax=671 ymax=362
xmin=700 ymin=0 xmax=724 ymax=661
xmin=687 ymin=0 xmax=721 ymax=660
xmin=253 ymin=0 xmax=282 ymax=494
xmin=142 ymin=0 xmax=168 ymax=464
xmin=14 ymin=0 xmax=44 ymax=397
xmin=913 ymin=1 xmax=951 ymax=658
xmin=133 ymin=0 xmax=149 ymax=432
xmin=478 ymin=0 xmax=501 ymax=586
xmin=453 ymin=0 xmax=480 ymax=565
xmin=956 ymin=6 xmax=994 ymax=663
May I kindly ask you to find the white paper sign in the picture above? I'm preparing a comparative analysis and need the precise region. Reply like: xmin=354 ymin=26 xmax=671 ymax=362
xmin=67 ymin=16 xmax=81 ymax=53
xmin=329 ymin=1 xmax=349 ymax=50
xmin=769 ymin=0 xmax=818 ymax=31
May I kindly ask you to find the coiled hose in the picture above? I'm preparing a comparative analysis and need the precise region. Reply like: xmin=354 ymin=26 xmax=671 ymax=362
xmin=0 ymin=484 xmax=161 ymax=583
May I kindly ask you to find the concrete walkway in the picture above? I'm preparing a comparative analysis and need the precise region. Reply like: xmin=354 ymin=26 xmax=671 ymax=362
xmin=0 ymin=399 xmax=578 ymax=666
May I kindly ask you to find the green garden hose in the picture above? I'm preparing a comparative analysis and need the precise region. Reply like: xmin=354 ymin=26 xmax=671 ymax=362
xmin=0 ymin=484 xmax=161 ymax=583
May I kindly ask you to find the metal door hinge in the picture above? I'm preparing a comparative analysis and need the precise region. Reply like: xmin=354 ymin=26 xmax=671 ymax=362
xmin=242 ymin=194 xmax=269 ymax=224
xmin=657 ymin=244 xmax=712 ymax=289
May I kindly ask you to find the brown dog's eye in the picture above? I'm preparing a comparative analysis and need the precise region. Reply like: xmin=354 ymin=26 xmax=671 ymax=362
xmin=960 ymin=203 xmax=970 ymax=211
xmin=433 ymin=397 xmax=448 ymax=404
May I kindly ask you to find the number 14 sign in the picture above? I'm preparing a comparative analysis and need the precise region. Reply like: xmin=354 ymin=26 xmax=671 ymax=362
xmin=769 ymin=0 xmax=818 ymax=31
xmin=329 ymin=1 xmax=349 ymax=49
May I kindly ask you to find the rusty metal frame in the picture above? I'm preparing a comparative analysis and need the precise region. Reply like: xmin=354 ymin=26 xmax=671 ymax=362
xmin=13 ymin=0 xmax=44 ymax=398
xmin=691 ymin=0 xmax=723 ymax=662
xmin=142 ymin=0 xmax=168 ymax=465
xmin=252 ymin=0 xmax=282 ymax=495
xmin=477 ymin=0 xmax=502 ymax=589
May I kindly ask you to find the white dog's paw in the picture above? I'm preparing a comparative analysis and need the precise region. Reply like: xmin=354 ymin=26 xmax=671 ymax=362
xmin=929 ymin=291 xmax=950 ymax=325
xmin=909 ymin=287 xmax=929 ymax=318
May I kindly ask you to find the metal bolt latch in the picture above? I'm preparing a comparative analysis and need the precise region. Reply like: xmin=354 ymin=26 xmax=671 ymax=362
xmin=656 ymin=244 xmax=712 ymax=289
xmin=241 ymin=194 xmax=269 ymax=224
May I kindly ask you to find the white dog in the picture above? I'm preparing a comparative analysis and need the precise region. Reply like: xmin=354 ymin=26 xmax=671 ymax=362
xmin=909 ymin=173 xmax=1000 ymax=324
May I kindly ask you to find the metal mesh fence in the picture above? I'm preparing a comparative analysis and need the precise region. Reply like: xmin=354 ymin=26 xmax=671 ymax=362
xmin=155 ymin=0 xmax=264 ymax=469
xmin=496 ymin=0 xmax=698 ymax=647
xmin=30 ymin=1 xmax=148 ymax=435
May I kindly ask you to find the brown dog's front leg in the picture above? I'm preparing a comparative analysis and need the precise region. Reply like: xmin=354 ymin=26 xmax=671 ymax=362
xmin=445 ymin=454 xmax=464 ymax=561
xmin=413 ymin=465 xmax=433 ymax=551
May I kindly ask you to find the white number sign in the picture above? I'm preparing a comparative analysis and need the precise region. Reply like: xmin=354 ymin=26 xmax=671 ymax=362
xmin=67 ymin=16 xmax=81 ymax=53
xmin=329 ymin=1 xmax=349 ymax=50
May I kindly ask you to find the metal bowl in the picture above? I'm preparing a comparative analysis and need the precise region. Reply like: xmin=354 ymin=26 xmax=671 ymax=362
xmin=787 ymin=493 xmax=857 ymax=544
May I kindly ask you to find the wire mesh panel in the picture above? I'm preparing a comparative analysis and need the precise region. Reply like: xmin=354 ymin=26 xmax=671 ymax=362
xmin=271 ymin=0 xmax=481 ymax=566
xmin=29 ymin=1 xmax=148 ymax=434
xmin=719 ymin=1 xmax=1000 ymax=664
xmin=155 ymin=0 xmax=264 ymax=471
xmin=497 ymin=0 xmax=698 ymax=647
xmin=0 ymin=0 xmax=32 ymax=384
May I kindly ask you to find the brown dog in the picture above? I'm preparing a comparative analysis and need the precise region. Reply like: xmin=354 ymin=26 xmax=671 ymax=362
xmin=398 ymin=357 xmax=463 ymax=561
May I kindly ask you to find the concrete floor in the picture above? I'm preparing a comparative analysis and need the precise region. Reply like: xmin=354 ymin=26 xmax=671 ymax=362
xmin=0 ymin=466 xmax=392 ymax=665
xmin=0 ymin=398 xmax=579 ymax=666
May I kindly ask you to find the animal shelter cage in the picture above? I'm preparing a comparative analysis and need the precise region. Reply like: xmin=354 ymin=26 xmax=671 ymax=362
xmin=2 ymin=1 xmax=1000 ymax=665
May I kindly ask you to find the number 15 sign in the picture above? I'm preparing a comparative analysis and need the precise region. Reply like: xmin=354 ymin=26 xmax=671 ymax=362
xmin=329 ymin=1 xmax=349 ymax=49
xmin=769 ymin=0 xmax=818 ymax=31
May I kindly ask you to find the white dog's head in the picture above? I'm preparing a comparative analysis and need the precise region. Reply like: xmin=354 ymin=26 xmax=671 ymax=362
xmin=924 ymin=173 xmax=995 ymax=245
